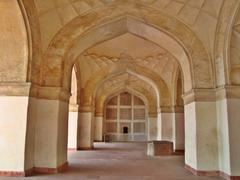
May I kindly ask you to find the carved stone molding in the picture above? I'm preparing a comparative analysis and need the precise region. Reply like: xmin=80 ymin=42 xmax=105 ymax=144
xmin=79 ymin=105 xmax=94 ymax=113
xmin=216 ymin=85 xmax=240 ymax=100
xmin=183 ymin=88 xmax=217 ymax=105
xmin=148 ymin=112 xmax=158 ymax=118
xmin=30 ymin=85 xmax=71 ymax=102
xmin=95 ymin=112 xmax=104 ymax=117
xmin=158 ymin=106 xmax=184 ymax=113
xmin=183 ymin=86 xmax=240 ymax=104
xmin=0 ymin=82 xmax=31 ymax=96
xmin=69 ymin=104 xmax=78 ymax=112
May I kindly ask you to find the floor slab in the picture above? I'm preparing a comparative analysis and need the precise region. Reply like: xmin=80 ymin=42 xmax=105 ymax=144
xmin=1 ymin=142 xmax=222 ymax=180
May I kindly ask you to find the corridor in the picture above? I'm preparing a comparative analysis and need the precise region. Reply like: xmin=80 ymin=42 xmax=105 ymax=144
xmin=2 ymin=143 xmax=222 ymax=180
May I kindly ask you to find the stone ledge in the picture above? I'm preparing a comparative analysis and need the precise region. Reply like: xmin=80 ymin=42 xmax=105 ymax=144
xmin=147 ymin=141 xmax=173 ymax=156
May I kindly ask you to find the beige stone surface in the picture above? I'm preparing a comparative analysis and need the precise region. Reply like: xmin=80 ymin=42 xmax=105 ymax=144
xmin=77 ymin=112 xmax=94 ymax=149
xmin=1 ymin=0 xmax=240 ymax=178
xmin=185 ymin=102 xmax=219 ymax=171
xmin=33 ymin=99 xmax=68 ymax=168
xmin=0 ymin=142 xmax=222 ymax=180
xmin=0 ymin=96 xmax=29 ymax=171
xmin=0 ymin=0 xmax=28 ymax=82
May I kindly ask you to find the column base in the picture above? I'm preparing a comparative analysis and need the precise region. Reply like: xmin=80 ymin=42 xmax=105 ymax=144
xmin=185 ymin=164 xmax=240 ymax=180
xmin=185 ymin=164 xmax=219 ymax=176
xmin=34 ymin=162 xmax=68 ymax=174
xmin=172 ymin=150 xmax=184 ymax=155
xmin=0 ymin=162 xmax=69 ymax=177
xmin=0 ymin=168 xmax=34 ymax=177
xmin=68 ymin=148 xmax=77 ymax=151
xmin=77 ymin=146 xmax=94 ymax=150
xmin=220 ymin=172 xmax=240 ymax=180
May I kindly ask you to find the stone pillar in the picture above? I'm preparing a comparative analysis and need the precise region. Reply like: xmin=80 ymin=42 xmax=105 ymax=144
xmin=77 ymin=106 xmax=94 ymax=150
xmin=216 ymin=86 xmax=240 ymax=178
xmin=183 ymin=89 xmax=219 ymax=175
xmin=148 ymin=113 xmax=158 ymax=141
xmin=0 ymin=83 xmax=33 ymax=176
xmin=68 ymin=104 xmax=78 ymax=150
xmin=172 ymin=106 xmax=185 ymax=151
xmin=94 ymin=114 xmax=103 ymax=142
xmin=33 ymin=87 xmax=70 ymax=173
xmin=157 ymin=107 xmax=173 ymax=141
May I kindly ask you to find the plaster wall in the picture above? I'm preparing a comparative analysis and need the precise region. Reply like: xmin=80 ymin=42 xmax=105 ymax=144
xmin=68 ymin=112 xmax=78 ymax=149
xmin=0 ymin=96 xmax=29 ymax=171
xmin=227 ymin=99 xmax=240 ymax=176
xmin=148 ymin=117 xmax=158 ymax=140
xmin=172 ymin=113 xmax=185 ymax=150
xmin=34 ymin=99 xmax=68 ymax=168
xmin=185 ymin=102 xmax=219 ymax=171
xmin=94 ymin=116 xmax=103 ymax=141
xmin=77 ymin=112 xmax=94 ymax=149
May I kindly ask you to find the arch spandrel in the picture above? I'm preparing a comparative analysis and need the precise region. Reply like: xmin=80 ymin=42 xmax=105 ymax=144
xmin=230 ymin=9 xmax=240 ymax=85
xmin=41 ymin=5 xmax=214 ymax=94
xmin=214 ymin=0 xmax=240 ymax=86
xmin=32 ymin=0 xmax=224 ymax=56
xmin=0 ymin=1 xmax=29 ymax=83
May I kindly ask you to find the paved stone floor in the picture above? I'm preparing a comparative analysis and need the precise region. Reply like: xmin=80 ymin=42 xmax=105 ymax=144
xmin=1 ymin=142 xmax=222 ymax=180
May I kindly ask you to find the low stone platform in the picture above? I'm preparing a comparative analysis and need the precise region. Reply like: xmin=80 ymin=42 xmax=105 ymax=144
xmin=147 ymin=140 xmax=174 ymax=156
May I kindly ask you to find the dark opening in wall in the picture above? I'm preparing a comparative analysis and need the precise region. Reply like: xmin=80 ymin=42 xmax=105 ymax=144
xmin=123 ymin=127 xmax=128 ymax=134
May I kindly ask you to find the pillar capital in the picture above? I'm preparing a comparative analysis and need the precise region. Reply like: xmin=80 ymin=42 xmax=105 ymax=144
xmin=69 ymin=103 xmax=78 ymax=112
xmin=148 ymin=112 xmax=158 ymax=118
xmin=95 ymin=112 xmax=103 ymax=117
xmin=216 ymin=85 xmax=240 ymax=100
xmin=30 ymin=85 xmax=71 ymax=102
xmin=157 ymin=106 xmax=184 ymax=113
xmin=0 ymin=82 xmax=31 ymax=96
xmin=183 ymin=88 xmax=216 ymax=105
xmin=183 ymin=86 xmax=240 ymax=105
xmin=78 ymin=105 xmax=94 ymax=113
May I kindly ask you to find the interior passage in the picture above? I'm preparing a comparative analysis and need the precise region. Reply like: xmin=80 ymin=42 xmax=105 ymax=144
xmin=1 ymin=143 xmax=221 ymax=180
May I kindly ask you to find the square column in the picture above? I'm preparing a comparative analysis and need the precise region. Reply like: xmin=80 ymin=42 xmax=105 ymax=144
xmin=183 ymin=90 xmax=219 ymax=175
xmin=0 ymin=96 xmax=29 ymax=175
xmin=77 ymin=106 xmax=94 ymax=150
xmin=217 ymin=86 xmax=240 ymax=178
xmin=172 ymin=107 xmax=185 ymax=151
xmin=157 ymin=108 xmax=173 ymax=141
xmin=33 ymin=98 xmax=69 ymax=173
xmin=94 ymin=115 xmax=103 ymax=141
xmin=0 ymin=83 xmax=32 ymax=176
xmin=148 ymin=114 xmax=158 ymax=141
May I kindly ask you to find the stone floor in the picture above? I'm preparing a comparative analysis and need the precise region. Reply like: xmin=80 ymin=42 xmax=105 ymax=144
xmin=2 ymin=142 xmax=222 ymax=180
